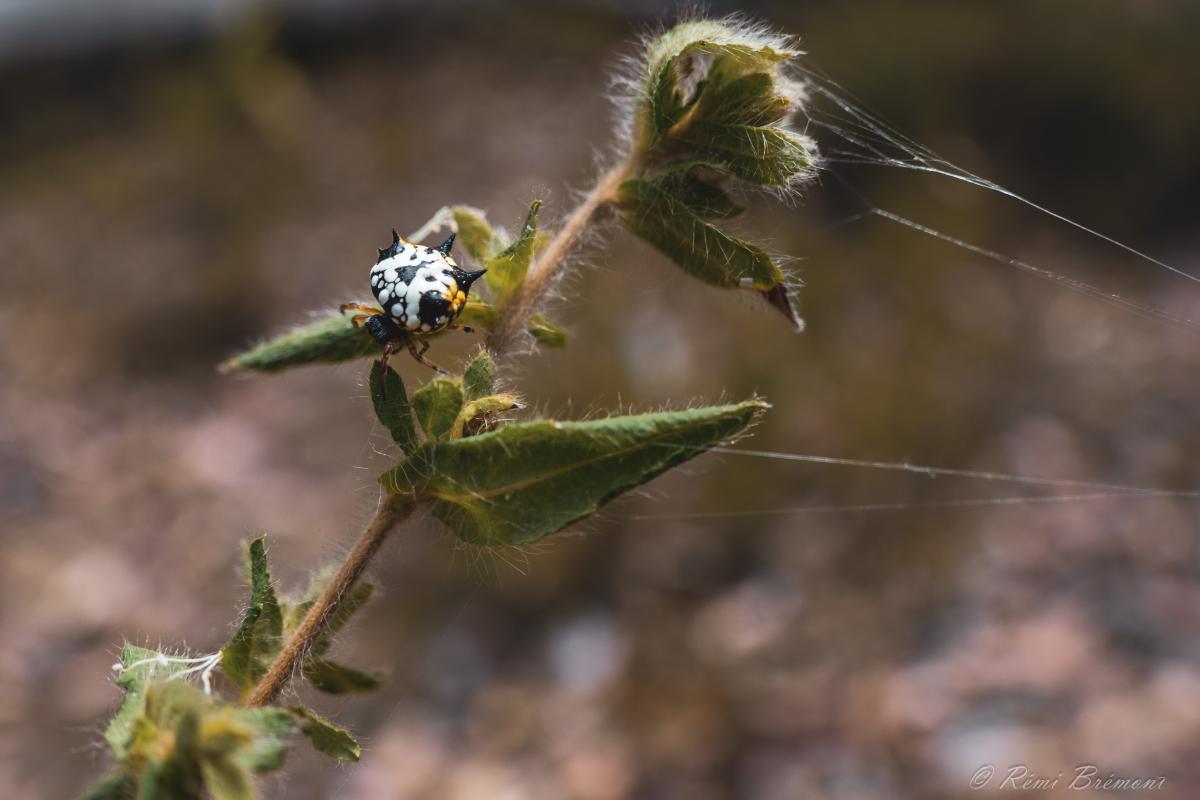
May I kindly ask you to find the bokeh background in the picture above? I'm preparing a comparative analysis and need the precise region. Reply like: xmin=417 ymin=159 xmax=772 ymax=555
xmin=3 ymin=1 xmax=1200 ymax=798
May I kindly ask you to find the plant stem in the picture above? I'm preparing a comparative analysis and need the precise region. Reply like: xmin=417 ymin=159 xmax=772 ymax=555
xmin=487 ymin=157 xmax=634 ymax=354
xmin=245 ymin=498 xmax=412 ymax=707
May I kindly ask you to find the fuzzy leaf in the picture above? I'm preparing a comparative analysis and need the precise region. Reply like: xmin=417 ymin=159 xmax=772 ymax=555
xmin=656 ymin=164 xmax=743 ymax=218
xmin=382 ymin=400 xmax=768 ymax=545
xmin=678 ymin=122 xmax=812 ymax=187
xmin=200 ymin=758 xmax=252 ymax=800
xmin=411 ymin=377 xmax=464 ymax=441
xmin=694 ymin=66 xmax=791 ymax=127
xmin=370 ymin=362 xmax=418 ymax=455
xmin=221 ymin=538 xmax=283 ymax=694
xmin=301 ymin=657 xmax=385 ymax=694
xmin=639 ymin=20 xmax=799 ymax=145
xmin=222 ymin=314 xmax=377 ymax=372
xmin=616 ymin=178 xmax=782 ymax=290
xmin=229 ymin=707 xmax=296 ymax=773
xmin=449 ymin=393 xmax=521 ymax=439
xmin=462 ymin=351 xmax=497 ymax=400
xmin=458 ymin=299 xmax=500 ymax=331
xmin=82 ymin=771 xmax=137 ymax=800
xmin=451 ymin=206 xmax=502 ymax=262
xmin=484 ymin=200 xmax=541 ymax=305
xmin=528 ymin=315 xmax=568 ymax=349
xmin=105 ymin=645 xmax=191 ymax=761
xmin=291 ymin=706 xmax=362 ymax=762
xmin=136 ymin=685 xmax=207 ymax=800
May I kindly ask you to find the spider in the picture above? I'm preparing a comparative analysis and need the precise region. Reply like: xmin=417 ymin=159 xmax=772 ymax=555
xmin=341 ymin=230 xmax=486 ymax=374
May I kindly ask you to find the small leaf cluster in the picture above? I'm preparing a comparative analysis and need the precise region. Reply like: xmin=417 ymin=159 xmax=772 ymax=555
xmin=372 ymin=351 xmax=768 ymax=546
xmin=222 ymin=538 xmax=382 ymax=699
xmin=616 ymin=18 xmax=817 ymax=329
xmin=91 ymin=645 xmax=296 ymax=800
xmin=86 ymin=539 xmax=369 ymax=799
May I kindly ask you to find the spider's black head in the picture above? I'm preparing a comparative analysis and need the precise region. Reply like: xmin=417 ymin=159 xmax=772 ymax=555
xmin=363 ymin=313 xmax=403 ymax=346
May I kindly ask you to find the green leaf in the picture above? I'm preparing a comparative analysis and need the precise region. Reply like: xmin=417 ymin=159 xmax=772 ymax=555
xmin=200 ymin=758 xmax=252 ymax=800
xmin=382 ymin=400 xmax=769 ymax=545
xmin=301 ymin=657 xmax=385 ymax=694
xmin=693 ymin=67 xmax=791 ymax=127
xmin=484 ymin=200 xmax=541 ymax=306
xmin=462 ymin=351 xmax=497 ymax=401
xmin=638 ymin=21 xmax=799 ymax=146
xmin=82 ymin=771 xmax=137 ymax=800
xmin=655 ymin=163 xmax=743 ymax=219
xmin=451 ymin=206 xmax=502 ymax=262
xmin=411 ymin=377 xmax=464 ymax=441
xmin=222 ymin=314 xmax=378 ymax=372
xmin=136 ymin=756 xmax=200 ymax=800
xmin=616 ymin=178 xmax=782 ymax=290
xmin=370 ymin=362 xmax=418 ymax=455
xmin=449 ymin=393 xmax=521 ymax=439
xmin=105 ymin=645 xmax=191 ymax=761
xmin=136 ymin=686 xmax=207 ymax=800
xmin=528 ymin=315 xmax=568 ymax=349
xmin=229 ymin=707 xmax=296 ymax=773
xmin=457 ymin=299 xmax=501 ymax=331
xmin=221 ymin=537 xmax=283 ymax=694
xmin=678 ymin=122 xmax=812 ymax=187
xmin=290 ymin=706 xmax=362 ymax=762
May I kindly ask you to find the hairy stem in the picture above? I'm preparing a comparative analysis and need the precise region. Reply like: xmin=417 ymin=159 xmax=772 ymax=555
xmin=245 ymin=498 xmax=413 ymax=707
xmin=487 ymin=157 xmax=634 ymax=354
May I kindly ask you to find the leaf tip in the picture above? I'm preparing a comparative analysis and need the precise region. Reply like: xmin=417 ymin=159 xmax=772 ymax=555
xmin=761 ymin=284 xmax=804 ymax=331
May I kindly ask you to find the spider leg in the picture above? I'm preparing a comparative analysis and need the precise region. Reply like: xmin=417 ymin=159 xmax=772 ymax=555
xmin=349 ymin=314 xmax=373 ymax=328
xmin=374 ymin=339 xmax=401 ymax=399
xmin=340 ymin=302 xmax=383 ymax=318
xmin=447 ymin=324 xmax=476 ymax=334
xmin=405 ymin=336 xmax=447 ymax=375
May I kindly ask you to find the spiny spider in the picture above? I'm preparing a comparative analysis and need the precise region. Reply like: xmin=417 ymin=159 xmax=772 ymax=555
xmin=341 ymin=230 xmax=486 ymax=375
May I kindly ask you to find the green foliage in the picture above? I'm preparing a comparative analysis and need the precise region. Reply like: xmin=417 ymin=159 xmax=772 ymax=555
xmin=220 ymin=538 xmax=382 ymax=698
xmin=451 ymin=203 xmax=568 ymax=346
xmin=450 ymin=393 xmax=521 ymax=439
xmin=484 ymin=200 xmax=542 ymax=305
xmin=220 ymin=538 xmax=283 ymax=699
xmin=381 ymin=400 xmax=768 ymax=545
xmin=105 ymin=645 xmax=191 ymax=761
xmin=637 ymin=20 xmax=799 ymax=150
xmin=370 ymin=362 xmax=418 ymax=455
xmin=290 ymin=707 xmax=362 ymax=762
xmin=616 ymin=178 xmax=783 ymax=291
xmin=221 ymin=315 xmax=377 ymax=372
xmin=82 ymin=771 xmax=136 ymax=800
xmin=94 ymin=647 xmax=300 ymax=800
xmin=411 ymin=377 xmax=465 ymax=441
xmin=301 ymin=658 xmax=384 ymax=694
xmin=462 ymin=351 xmax=498 ymax=400
xmin=528 ymin=314 xmax=568 ymax=348
xmin=619 ymin=17 xmax=814 ymax=330
xmin=450 ymin=206 xmax=503 ymax=262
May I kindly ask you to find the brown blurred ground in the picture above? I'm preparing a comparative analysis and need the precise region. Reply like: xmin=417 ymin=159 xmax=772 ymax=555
xmin=2 ymin=2 xmax=1200 ymax=798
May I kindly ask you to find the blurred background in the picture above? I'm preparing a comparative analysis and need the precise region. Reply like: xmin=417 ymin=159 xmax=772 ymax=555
xmin=2 ymin=1 xmax=1199 ymax=798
